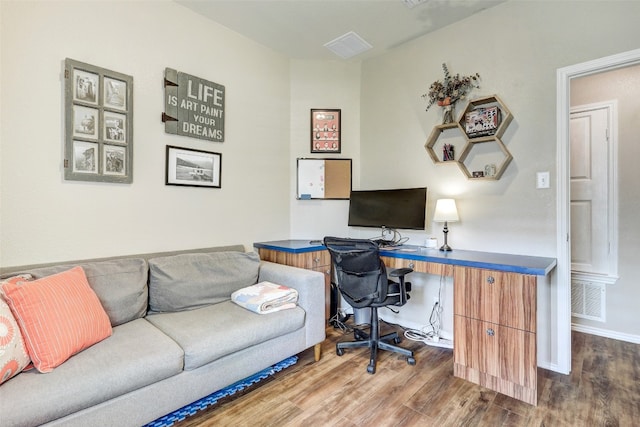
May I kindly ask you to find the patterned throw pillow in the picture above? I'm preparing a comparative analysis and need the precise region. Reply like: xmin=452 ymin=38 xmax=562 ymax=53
xmin=1 ymin=267 xmax=112 ymax=373
xmin=0 ymin=275 xmax=32 ymax=384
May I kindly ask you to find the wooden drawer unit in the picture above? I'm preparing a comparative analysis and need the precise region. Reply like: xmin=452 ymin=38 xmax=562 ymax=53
xmin=258 ymin=248 xmax=331 ymax=320
xmin=453 ymin=266 xmax=537 ymax=405
xmin=381 ymin=256 xmax=453 ymax=276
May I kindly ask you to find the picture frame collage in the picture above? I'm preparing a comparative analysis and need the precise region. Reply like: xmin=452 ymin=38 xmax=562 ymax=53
xmin=310 ymin=109 xmax=341 ymax=153
xmin=64 ymin=58 xmax=133 ymax=183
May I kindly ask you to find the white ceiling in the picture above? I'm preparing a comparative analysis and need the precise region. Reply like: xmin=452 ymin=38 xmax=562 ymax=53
xmin=176 ymin=0 xmax=506 ymax=61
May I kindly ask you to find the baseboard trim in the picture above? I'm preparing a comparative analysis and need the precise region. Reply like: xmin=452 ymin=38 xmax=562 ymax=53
xmin=537 ymin=360 xmax=565 ymax=374
xmin=572 ymin=323 xmax=640 ymax=344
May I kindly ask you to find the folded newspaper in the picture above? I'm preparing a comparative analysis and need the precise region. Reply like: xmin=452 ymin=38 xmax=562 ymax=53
xmin=231 ymin=281 xmax=299 ymax=314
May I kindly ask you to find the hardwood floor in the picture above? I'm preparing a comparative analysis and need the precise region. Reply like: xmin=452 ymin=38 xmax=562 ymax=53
xmin=172 ymin=322 xmax=639 ymax=427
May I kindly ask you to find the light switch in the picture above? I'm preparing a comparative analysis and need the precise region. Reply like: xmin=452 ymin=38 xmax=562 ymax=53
xmin=536 ymin=171 xmax=550 ymax=189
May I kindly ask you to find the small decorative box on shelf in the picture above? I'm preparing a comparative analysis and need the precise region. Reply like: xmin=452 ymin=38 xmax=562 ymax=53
xmin=464 ymin=106 xmax=500 ymax=138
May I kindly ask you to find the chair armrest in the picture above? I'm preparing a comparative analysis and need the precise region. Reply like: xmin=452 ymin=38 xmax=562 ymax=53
xmin=257 ymin=261 xmax=326 ymax=348
xmin=389 ymin=267 xmax=413 ymax=278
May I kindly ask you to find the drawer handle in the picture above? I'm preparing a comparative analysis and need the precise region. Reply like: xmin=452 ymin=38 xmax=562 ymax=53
xmin=486 ymin=328 xmax=495 ymax=336
xmin=314 ymin=257 xmax=320 ymax=263
xmin=408 ymin=262 xmax=415 ymax=269
xmin=486 ymin=276 xmax=495 ymax=285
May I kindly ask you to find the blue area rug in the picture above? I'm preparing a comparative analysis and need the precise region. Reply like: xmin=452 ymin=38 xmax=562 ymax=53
xmin=144 ymin=356 xmax=298 ymax=427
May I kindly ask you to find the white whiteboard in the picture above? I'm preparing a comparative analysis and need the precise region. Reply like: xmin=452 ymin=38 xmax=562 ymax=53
xmin=296 ymin=158 xmax=351 ymax=200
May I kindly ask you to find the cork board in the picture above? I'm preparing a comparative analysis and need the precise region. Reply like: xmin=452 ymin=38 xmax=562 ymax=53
xmin=296 ymin=158 xmax=352 ymax=200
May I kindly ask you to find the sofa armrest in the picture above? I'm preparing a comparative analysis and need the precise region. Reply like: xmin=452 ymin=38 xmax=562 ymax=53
xmin=258 ymin=261 xmax=325 ymax=350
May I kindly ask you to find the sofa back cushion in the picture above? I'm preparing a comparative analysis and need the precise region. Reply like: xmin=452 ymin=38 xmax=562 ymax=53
xmin=20 ymin=258 xmax=148 ymax=326
xmin=1 ymin=266 xmax=112 ymax=373
xmin=148 ymin=251 xmax=260 ymax=313
xmin=0 ymin=276 xmax=32 ymax=384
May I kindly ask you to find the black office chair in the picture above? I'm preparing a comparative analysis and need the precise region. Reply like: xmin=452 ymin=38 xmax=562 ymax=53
xmin=323 ymin=236 xmax=416 ymax=374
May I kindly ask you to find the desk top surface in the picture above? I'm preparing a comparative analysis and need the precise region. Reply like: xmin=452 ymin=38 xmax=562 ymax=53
xmin=254 ymin=239 xmax=557 ymax=276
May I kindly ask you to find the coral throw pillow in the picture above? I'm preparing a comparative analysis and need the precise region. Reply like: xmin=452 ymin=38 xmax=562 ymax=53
xmin=0 ymin=275 xmax=32 ymax=384
xmin=1 ymin=267 xmax=112 ymax=373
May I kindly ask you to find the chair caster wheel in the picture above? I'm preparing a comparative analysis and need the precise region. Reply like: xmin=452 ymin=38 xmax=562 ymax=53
xmin=407 ymin=357 xmax=416 ymax=365
xmin=336 ymin=348 xmax=344 ymax=356
xmin=367 ymin=364 xmax=375 ymax=374
xmin=394 ymin=337 xmax=401 ymax=344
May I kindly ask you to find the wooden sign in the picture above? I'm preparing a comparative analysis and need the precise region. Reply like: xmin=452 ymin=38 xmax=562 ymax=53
xmin=163 ymin=68 xmax=225 ymax=142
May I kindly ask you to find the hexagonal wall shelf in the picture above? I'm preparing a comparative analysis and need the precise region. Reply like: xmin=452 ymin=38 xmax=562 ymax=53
xmin=459 ymin=94 xmax=513 ymax=141
xmin=425 ymin=94 xmax=514 ymax=180
xmin=424 ymin=122 xmax=462 ymax=164
xmin=457 ymin=137 xmax=513 ymax=180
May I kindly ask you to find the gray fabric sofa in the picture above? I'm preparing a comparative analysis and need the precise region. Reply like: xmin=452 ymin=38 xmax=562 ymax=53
xmin=0 ymin=245 xmax=326 ymax=427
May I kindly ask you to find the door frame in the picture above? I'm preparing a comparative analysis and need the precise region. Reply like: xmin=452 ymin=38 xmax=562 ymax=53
xmin=556 ymin=48 xmax=640 ymax=374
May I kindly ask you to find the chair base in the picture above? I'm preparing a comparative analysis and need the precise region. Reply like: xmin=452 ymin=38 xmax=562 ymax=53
xmin=336 ymin=308 xmax=415 ymax=374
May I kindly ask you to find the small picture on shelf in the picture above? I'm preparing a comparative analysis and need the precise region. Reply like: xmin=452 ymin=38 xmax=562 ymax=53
xmin=465 ymin=106 xmax=501 ymax=138
xmin=472 ymin=171 xmax=485 ymax=178
xmin=442 ymin=144 xmax=455 ymax=161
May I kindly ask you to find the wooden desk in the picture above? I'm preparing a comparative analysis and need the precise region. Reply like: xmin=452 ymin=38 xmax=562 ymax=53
xmin=253 ymin=240 xmax=556 ymax=406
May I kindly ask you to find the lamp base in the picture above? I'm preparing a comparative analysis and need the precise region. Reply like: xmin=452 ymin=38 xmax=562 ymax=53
xmin=440 ymin=221 xmax=452 ymax=251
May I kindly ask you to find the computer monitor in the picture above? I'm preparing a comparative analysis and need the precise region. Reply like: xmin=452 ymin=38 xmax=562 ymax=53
xmin=347 ymin=187 xmax=427 ymax=230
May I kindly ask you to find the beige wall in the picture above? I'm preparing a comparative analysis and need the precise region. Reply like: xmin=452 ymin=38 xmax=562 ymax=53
xmin=359 ymin=0 xmax=640 ymax=256
xmin=288 ymin=60 xmax=361 ymax=240
xmin=570 ymin=64 xmax=640 ymax=338
xmin=0 ymin=1 xmax=292 ymax=266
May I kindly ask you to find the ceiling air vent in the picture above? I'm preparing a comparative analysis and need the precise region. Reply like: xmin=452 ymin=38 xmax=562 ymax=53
xmin=324 ymin=31 xmax=372 ymax=59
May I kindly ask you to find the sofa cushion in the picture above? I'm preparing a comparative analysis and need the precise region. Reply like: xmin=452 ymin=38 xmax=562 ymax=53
xmin=0 ymin=296 xmax=31 ymax=385
xmin=19 ymin=258 xmax=148 ymax=326
xmin=146 ymin=300 xmax=305 ymax=370
xmin=148 ymin=251 xmax=260 ymax=313
xmin=0 ymin=318 xmax=184 ymax=427
xmin=1 ymin=266 xmax=113 ymax=373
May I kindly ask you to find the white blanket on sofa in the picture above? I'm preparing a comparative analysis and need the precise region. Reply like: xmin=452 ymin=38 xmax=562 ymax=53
xmin=231 ymin=281 xmax=299 ymax=314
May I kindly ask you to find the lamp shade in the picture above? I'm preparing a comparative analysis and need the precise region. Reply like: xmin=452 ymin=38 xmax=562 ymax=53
xmin=433 ymin=199 xmax=459 ymax=222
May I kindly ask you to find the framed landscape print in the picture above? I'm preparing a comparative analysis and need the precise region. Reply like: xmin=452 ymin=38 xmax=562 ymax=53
xmin=310 ymin=108 xmax=341 ymax=153
xmin=165 ymin=145 xmax=221 ymax=188
xmin=64 ymin=58 xmax=133 ymax=183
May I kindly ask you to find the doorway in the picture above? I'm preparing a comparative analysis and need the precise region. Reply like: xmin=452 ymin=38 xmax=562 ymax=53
xmin=569 ymin=102 xmax=618 ymax=322
xmin=557 ymin=48 xmax=640 ymax=375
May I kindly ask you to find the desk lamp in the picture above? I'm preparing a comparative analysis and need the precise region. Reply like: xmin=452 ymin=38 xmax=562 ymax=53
xmin=433 ymin=199 xmax=459 ymax=251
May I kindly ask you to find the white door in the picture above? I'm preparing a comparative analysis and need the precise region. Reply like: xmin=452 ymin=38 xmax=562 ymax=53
xmin=570 ymin=103 xmax=617 ymax=277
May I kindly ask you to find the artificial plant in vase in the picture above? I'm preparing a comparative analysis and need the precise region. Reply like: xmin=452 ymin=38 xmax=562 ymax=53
xmin=422 ymin=63 xmax=480 ymax=124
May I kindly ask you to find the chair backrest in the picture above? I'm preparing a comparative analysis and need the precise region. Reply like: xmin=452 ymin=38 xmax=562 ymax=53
xmin=323 ymin=237 xmax=389 ymax=309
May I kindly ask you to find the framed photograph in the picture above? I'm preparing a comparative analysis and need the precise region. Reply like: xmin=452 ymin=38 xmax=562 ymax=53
xmin=72 ymin=141 xmax=98 ymax=174
xmin=72 ymin=105 xmax=98 ymax=139
xmin=103 ymin=145 xmax=126 ymax=176
xmin=464 ymin=106 xmax=501 ymax=138
xmin=165 ymin=145 xmax=221 ymax=188
xmin=73 ymin=69 xmax=98 ymax=105
xmin=104 ymin=77 xmax=127 ymax=110
xmin=310 ymin=108 xmax=341 ymax=153
xmin=103 ymin=112 xmax=127 ymax=143
xmin=64 ymin=58 xmax=133 ymax=183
